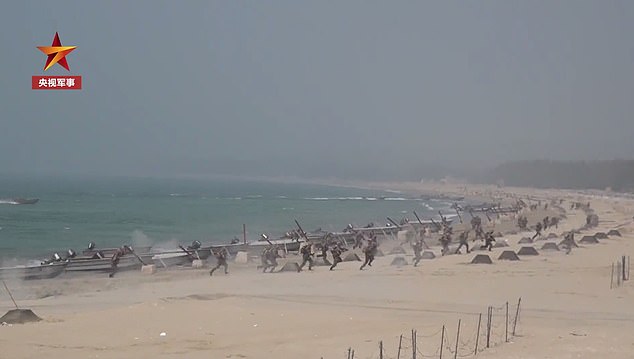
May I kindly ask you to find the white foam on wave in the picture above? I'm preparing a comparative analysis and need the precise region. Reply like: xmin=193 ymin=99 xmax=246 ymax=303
xmin=0 ymin=200 xmax=18 ymax=205
xmin=384 ymin=197 xmax=407 ymax=201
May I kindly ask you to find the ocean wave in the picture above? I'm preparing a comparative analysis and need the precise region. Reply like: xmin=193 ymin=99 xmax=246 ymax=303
xmin=0 ymin=200 xmax=19 ymax=205
xmin=384 ymin=197 xmax=407 ymax=201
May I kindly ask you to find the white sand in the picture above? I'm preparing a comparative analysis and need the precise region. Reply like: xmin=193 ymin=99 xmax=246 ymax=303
xmin=1 ymin=183 xmax=633 ymax=359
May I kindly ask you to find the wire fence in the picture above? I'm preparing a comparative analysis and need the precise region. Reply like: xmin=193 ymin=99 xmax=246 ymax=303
xmin=334 ymin=298 xmax=523 ymax=359
xmin=610 ymin=255 xmax=630 ymax=289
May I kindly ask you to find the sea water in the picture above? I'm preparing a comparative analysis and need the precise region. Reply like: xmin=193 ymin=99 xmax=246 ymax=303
xmin=0 ymin=175 xmax=453 ymax=261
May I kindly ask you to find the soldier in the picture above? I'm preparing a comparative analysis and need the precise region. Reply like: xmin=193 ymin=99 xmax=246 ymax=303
xmin=209 ymin=247 xmax=229 ymax=276
xmin=550 ymin=216 xmax=559 ymax=229
xmin=258 ymin=246 xmax=270 ymax=272
xmin=298 ymin=241 xmax=314 ymax=271
xmin=353 ymin=233 xmax=364 ymax=249
xmin=329 ymin=243 xmax=343 ymax=271
xmin=412 ymin=238 xmax=423 ymax=266
xmin=440 ymin=229 xmax=452 ymax=256
xmin=360 ymin=237 xmax=377 ymax=270
xmin=532 ymin=222 xmax=543 ymax=240
xmin=109 ymin=245 xmax=130 ymax=278
xmin=264 ymin=245 xmax=281 ymax=273
xmin=455 ymin=230 xmax=470 ymax=254
xmin=480 ymin=231 xmax=496 ymax=251
xmin=542 ymin=216 xmax=549 ymax=230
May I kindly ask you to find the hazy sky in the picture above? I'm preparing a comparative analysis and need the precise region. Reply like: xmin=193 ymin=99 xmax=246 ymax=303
xmin=1 ymin=1 xmax=633 ymax=180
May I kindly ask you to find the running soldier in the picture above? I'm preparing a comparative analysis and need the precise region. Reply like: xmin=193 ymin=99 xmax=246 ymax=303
xmin=298 ymin=241 xmax=314 ymax=271
xmin=532 ymin=222 xmax=543 ymax=240
xmin=360 ymin=237 xmax=377 ymax=270
xmin=262 ymin=245 xmax=281 ymax=273
xmin=542 ymin=216 xmax=550 ymax=230
xmin=455 ymin=230 xmax=470 ymax=254
xmin=209 ymin=247 xmax=229 ymax=276
xmin=412 ymin=238 xmax=423 ymax=266
xmin=329 ymin=243 xmax=343 ymax=271
xmin=480 ymin=231 xmax=496 ymax=251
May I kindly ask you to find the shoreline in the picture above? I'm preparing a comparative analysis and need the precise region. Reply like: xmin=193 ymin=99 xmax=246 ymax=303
xmin=1 ymin=182 xmax=634 ymax=358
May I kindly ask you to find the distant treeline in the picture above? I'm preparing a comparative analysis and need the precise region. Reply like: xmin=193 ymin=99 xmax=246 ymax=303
xmin=478 ymin=160 xmax=634 ymax=192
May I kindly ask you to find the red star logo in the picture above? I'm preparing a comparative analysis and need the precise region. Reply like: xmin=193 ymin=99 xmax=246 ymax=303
xmin=37 ymin=32 xmax=77 ymax=71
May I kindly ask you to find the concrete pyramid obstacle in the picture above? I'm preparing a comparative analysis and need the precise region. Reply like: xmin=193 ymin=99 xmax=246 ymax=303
xmin=343 ymin=253 xmax=362 ymax=262
xmin=470 ymin=254 xmax=493 ymax=264
xmin=517 ymin=246 xmax=539 ymax=256
xmin=608 ymin=229 xmax=622 ymax=237
xmin=374 ymin=249 xmax=385 ymax=257
xmin=498 ymin=251 xmax=520 ymax=261
xmin=547 ymin=233 xmax=558 ymax=239
xmin=388 ymin=246 xmax=406 ymax=255
xmin=0 ymin=309 xmax=42 ymax=324
xmin=313 ymin=256 xmax=332 ymax=266
xmin=278 ymin=262 xmax=300 ymax=272
xmin=390 ymin=256 xmax=408 ymax=266
xmin=559 ymin=238 xmax=579 ymax=248
xmin=493 ymin=240 xmax=509 ymax=248
xmin=518 ymin=237 xmax=533 ymax=244
xmin=541 ymin=242 xmax=560 ymax=251
xmin=421 ymin=251 xmax=436 ymax=260
xmin=594 ymin=232 xmax=608 ymax=239
xmin=580 ymin=235 xmax=599 ymax=244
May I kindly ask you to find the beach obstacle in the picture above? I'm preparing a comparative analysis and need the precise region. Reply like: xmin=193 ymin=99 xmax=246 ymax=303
xmin=234 ymin=251 xmax=249 ymax=264
xmin=421 ymin=251 xmax=436 ymax=260
xmin=540 ymin=242 xmax=560 ymax=251
xmin=547 ymin=233 xmax=558 ymax=239
xmin=374 ymin=249 xmax=385 ymax=257
xmin=518 ymin=237 xmax=533 ymax=244
xmin=1 ymin=281 xmax=41 ymax=324
xmin=390 ymin=256 xmax=408 ymax=266
xmin=278 ymin=262 xmax=300 ymax=272
xmin=558 ymin=237 xmax=579 ymax=248
xmin=388 ymin=246 xmax=406 ymax=255
xmin=141 ymin=264 xmax=156 ymax=275
xmin=498 ymin=251 xmax=520 ymax=261
xmin=493 ymin=240 xmax=509 ymax=248
xmin=517 ymin=247 xmax=539 ymax=256
xmin=0 ymin=309 xmax=41 ymax=324
xmin=580 ymin=235 xmax=599 ymax=244
xmin=191 ymin=259 xmax=204 ymax=269
xmin=493 ymin=232 xmax=504 ymax=238
xmin=595 ymin=232 xmax=608 ymax=239
xmin=343 ymin=253 xmax=361 ymax=262
xmin=313 ymin=256 xmax=332 ymax=266
xmin=608 ymin=229 xmax=622 ymax=237
xmin=470 ymin=254 xmax=493 ymax=264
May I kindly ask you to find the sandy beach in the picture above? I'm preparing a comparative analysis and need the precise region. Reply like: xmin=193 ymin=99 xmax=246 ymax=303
xmin=1 ymin=183 xmax=633 ymax=359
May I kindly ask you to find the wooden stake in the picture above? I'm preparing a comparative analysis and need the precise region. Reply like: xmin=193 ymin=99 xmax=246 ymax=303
xmin=611 ymin=263 xmax=615 ymax=289
xmin=475 ymin=313 xmax=481 ymax=355
xmin=486 ymin=307 xmax=492 ymax=348
xmin=412 ymin=329 xmax=416 ymax=359
xmin=243 ymin=224 xmax=246 ymax=245
xmin=2 ymin=280 xmax=18 ymax=309
xmin=347 ymin=347 xmax=351 ymax=359
xmin=379 ymin=340 xmax=383 ymax=359
xmin=512 ymin=298 xmax=521 ymax=336
xmin=623 ymin=255 xmax=627 ymax=282
xmin=505 ymin=301 xmax=509 ymax=343
xmin=454 ymin=320 xmax=461 ymax=359
xmin=397 ymin=334 xmax=402 ymax=359
xmin=439 ymin=325 xmax=445 ymax=359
